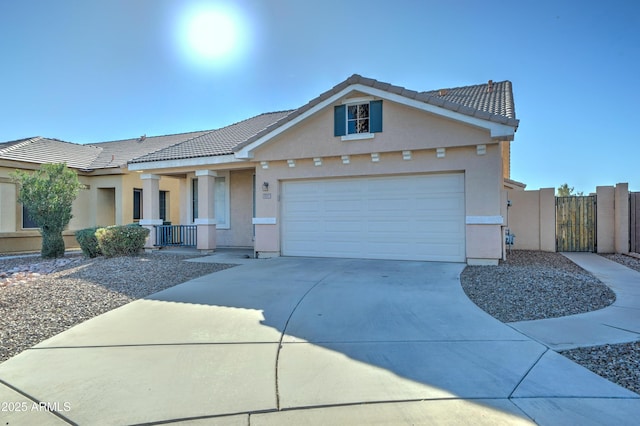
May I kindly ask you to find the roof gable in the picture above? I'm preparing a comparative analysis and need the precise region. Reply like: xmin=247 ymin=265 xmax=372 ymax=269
xmin=234 ymin=74 xmax=519 ymax=159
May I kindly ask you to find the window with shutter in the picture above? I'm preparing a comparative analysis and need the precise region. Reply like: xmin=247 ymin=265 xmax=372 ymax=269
xmin=334 ymin=100 xmax=382 ymax=139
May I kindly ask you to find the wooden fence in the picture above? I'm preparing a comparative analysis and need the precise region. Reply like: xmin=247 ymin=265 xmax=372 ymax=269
xmin=556 ymin=196 xmax=597 ymax=252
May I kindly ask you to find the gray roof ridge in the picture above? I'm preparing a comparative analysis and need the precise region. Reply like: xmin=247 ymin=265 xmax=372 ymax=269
xmin=88 ymin=129 xmax=213 ymax=146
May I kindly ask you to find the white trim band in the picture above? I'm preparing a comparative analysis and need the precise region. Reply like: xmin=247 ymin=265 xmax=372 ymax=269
xmin=140 ymin=174 xmax=160 ymax=180
xmin=139 ymin=219 xmax=163 ymax=226
xmin=466 ymin=215 xmax=504 ymax=225
xmin=341 ymin=133 xmax=375 ymax=141
xmin=195 ymin=170 xmax=218 ymax=177
xmin=341 ymin=96 xmax=374 ymax=105
xmin=194 ymin=218 xmax=217 ymax=225
xmin=252 ymin=217 xmax=277 ymax=225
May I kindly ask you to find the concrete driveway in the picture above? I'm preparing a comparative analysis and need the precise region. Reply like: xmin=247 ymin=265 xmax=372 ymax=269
xmin=0 ymin=257 xmax=638 ymax=425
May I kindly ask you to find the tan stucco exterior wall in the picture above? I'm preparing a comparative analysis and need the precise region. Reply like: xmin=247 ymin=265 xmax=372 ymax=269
xmin=256 ymin=101 xmax=493 ymax=161
xmin=217 ymin=169 xmax=254 ymax=247
xmin=506 ymin=188 xmax=555 ymax=252
xmin=615 ymin=183 xmax=630 ymax=254
xmin=253 ymin=145 xmax=504 ymax=262
xmin=501 ymin=141 xmax=510 ymax=179
xmin=596 ymin=186 xmax=616 ymax=253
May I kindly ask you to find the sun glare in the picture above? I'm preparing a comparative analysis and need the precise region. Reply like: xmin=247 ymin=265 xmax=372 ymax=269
xmin=188 ymin=10 xmax=236 ymax=59
xmin=177 ymin=4 xmax=248 ymax=68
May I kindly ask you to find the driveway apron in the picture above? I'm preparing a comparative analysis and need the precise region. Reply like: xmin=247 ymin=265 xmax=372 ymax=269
xmin=0 ymin=257 xmax=638 ymax=425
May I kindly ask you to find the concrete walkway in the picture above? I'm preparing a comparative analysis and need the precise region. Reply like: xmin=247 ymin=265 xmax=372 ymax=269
xmin=0 ymin=257 xmax=639 ymax=425
xmin=510 ymin=253 xmax=640 ymax=350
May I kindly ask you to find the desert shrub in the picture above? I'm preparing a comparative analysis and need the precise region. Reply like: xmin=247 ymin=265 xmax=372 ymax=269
xmin=75 ymin=227 xmax=102 ymax=258
xmin=10 ymin=163 xmax=80 ymax=258
xmin=95 ymin=225 xmax=150 ymax=258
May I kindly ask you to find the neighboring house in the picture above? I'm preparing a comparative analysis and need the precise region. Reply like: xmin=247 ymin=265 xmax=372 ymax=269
xmin=0 ymin=132 xmax=208 ymax=252
xmin=0 ymin=74 xmax=519 ymax=264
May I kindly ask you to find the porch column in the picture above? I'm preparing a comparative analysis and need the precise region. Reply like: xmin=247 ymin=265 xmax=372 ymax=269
xmin=139 ymin=174 xmax=162 ymax=249
xmin=195 ymin=170 xmax=217 ymax=252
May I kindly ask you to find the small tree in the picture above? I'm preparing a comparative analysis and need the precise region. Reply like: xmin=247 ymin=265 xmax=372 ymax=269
xmin=11 ymin=163 xmax=81 ymax=258
xmin=557 ymin=183 xmax=584 ymax=197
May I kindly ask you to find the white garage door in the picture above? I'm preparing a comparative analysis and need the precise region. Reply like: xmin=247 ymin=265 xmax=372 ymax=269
xmin=281 ymin=173 xmax=465 ymax=262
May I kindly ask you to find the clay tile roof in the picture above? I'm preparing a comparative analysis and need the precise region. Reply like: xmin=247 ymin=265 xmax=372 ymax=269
xmin=423 ymin=80 xmax=517 ymax=123
xmin=336 ymin=74 xmax=518 ymax=126
xmin=0 ymin=137 xmax=102 ymax=169
xmin=129 ymin=111 xmax=293 ymax=163
xmin=88 ymin=130 xmax=212 ymax=168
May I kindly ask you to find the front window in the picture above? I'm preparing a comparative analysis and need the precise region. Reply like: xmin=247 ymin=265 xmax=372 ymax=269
xmin=159 ymin=191 xmax=168 ymax=223
xmin=22 ymin=204 xmax=38 ymax=229
xmin=347 ymin=103 xmax=369 ymax=134
xmin=133 ymin=188 xmax=142 ymax=221
xmin=192 ymin=176 xmax=228 ymax=228
xmin=192 ymin=179 xmax=198 ymax=222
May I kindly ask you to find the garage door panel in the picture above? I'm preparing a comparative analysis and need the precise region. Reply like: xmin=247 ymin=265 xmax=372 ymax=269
xmin=282 ymin=174 xmax=465 ymax=262
xmin=324 ymin=181 xmax=363 ymax=195
xmin=284 ymin=201 xmax=322 ymax=215
xmin=415 ymin=195 xmax=463 ymax=209
xmin=325 ymin=222 xmax=363 ymax=233
xmin=325 ymin=199 xmax=362 ymax=213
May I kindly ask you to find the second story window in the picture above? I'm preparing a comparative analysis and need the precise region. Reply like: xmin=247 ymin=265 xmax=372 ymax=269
xmin=347 ymin=103 xmax=369 ymax=134
xmin=334 ymin=99 xmax=382 ymax=139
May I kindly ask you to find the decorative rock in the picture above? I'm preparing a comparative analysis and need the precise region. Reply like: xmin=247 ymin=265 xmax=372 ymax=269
xmin=0 ymin=253 xmax=234 ymax=364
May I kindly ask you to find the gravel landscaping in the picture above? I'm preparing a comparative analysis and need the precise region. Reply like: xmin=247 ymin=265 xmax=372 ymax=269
xmin=1 ymin=249 xmax=639 ymax=396
xmin=602 ymin=253 xmax=640 ymax=273
xmin=460 ymin=250 xmax=616 ymax=323
xmin=461 ymin=250 xmax=640 ymax=396
xmin=0 ymin=252 xmax=235 ymax=363
xmin=561 ymin=342 xmax=640 ymax=395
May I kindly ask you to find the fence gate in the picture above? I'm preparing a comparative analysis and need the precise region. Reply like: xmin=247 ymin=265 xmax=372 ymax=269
xmin=631 ymin=192 xmax=640 ymax=253
xmin=556 ymin=196 xmax=597 ymax=252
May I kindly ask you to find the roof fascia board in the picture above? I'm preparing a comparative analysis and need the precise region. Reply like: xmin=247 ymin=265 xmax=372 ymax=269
xmin=235 ymin=83 xmax=516 ymax=159
xmin=127 ymin=154 xmax=245 ymax=171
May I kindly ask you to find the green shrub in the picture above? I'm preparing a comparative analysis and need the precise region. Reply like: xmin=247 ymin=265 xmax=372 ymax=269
xmin=11 ymin=163 xmax=80 ymax=258
xmin=75 ymin=227 xmax=102 ymax=258
xmin=95 ymin=225 xmax=150 ymax=258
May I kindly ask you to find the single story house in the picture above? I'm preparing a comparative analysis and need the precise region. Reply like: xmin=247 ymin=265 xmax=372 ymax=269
xmin=1 ymin=74 xmax=520 ymax=264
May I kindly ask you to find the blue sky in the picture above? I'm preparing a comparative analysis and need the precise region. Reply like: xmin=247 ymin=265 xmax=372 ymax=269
xmin=1 ymin=0 xmax=638 ymax=192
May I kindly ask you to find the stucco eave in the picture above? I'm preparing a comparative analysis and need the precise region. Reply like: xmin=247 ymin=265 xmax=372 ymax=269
xmin=127 ymin=154 xmax=246 ymax=171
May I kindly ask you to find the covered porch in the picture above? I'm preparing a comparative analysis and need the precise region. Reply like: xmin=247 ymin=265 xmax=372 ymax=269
xmin=136 ymin=167 xmax=256 ymax=253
